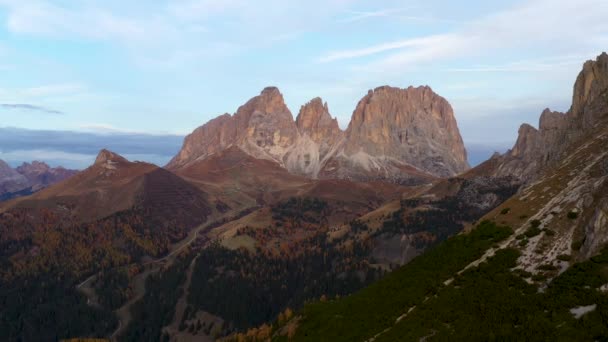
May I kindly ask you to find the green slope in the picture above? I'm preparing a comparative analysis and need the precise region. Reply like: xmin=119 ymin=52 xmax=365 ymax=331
xmin=285 ymin=221 xmax=512 ymax=341
xmin=282 ymin=221 xmax=608 ymax=341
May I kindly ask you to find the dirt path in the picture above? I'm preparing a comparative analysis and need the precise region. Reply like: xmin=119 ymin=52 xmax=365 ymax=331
xmin=75 ymin=209 xmax=239 ymax=341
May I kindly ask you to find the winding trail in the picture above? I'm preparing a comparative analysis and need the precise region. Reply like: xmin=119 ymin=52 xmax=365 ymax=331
xmin=76 ymin=209 xmax=238 ymax=341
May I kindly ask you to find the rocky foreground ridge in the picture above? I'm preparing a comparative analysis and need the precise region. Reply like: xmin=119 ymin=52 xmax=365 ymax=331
xmin=494 ymin=52 xmax=608 ymax=181
xmin=167 ymin=85 xmax=469 ymax=183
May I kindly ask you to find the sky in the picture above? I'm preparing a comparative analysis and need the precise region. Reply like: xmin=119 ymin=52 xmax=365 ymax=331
xmin=0 ymin=0 xmax=607 ymax=168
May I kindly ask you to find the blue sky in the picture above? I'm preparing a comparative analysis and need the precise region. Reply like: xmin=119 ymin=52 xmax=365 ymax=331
xmin=0 ymin=0 xmax=607 ymax=168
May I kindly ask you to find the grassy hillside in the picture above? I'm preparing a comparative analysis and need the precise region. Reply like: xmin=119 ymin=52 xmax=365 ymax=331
xmin=281 ymin=221 xmax=512 ymax=341
xmin=275 ymin=221 xmax=608 ymax=341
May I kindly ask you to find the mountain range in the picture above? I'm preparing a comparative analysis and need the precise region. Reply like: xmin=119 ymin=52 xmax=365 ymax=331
xmin=0 ymin=160 xmax=77 ymax=201
xmin=0 ymin=53 xmax=607 ymax=342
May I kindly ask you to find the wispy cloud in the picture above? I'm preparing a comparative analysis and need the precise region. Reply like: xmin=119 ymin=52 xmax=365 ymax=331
xmin=338 ymin=8 xmax=413 ymax=23
xmin=318 ymin=0 xmax=608 ymax=70
xmin=1 ymin=103 xmax=63 ymax=114
xmin=0 ymin=126 xmax=185 ymax=168
xmin=318 ymin=34 xmax=455 ymax=63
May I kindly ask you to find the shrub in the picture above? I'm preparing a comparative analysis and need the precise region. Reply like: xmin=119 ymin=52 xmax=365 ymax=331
xmin=557 ymin=254 xmax=572 ymax=261
xmin=567 ymin=211 xmax=579 ymax=220
xmin=530 ymin=220 xmax=542 ymax=228
xmin=514 ymin=269 xmax=532 ymax=278
xmin=500 ymin=208 xmax=511 ymax=215
xmin=531 ymin=273 xmax=548 ymax=282
xmin=543 ymin=229 xmax=556 ymax=236
xmin=537 ymin=264 xmax=558 ymax=271
xmin=571 ymin=240 xmax=584 ymax=251
xmin=525 ymin=226 xmax=542 ymax=238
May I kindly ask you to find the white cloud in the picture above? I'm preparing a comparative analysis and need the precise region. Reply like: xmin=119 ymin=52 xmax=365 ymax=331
xmin=77 ymin=123 xmax=186 ymax=136
xmin=318 ymin=0 xmax=608 ymax=71
xmin=318 ymin=34 xmax=456 ymax=63
xmin=0 ymin=83 xmax=87 ymax=101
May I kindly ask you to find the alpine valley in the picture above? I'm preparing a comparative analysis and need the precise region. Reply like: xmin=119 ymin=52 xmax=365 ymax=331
xmin=1 ymin=53 xmax=608 ymax=342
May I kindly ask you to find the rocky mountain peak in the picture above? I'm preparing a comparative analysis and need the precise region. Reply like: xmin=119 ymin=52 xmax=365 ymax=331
xmin=169 ymin=84 xmax=470 ymax=182
xmin=495 ymin=52 xmax=608 ymax=182
xmin=342 ymin=85 xmax=469 ymax=178
xmin=571 ymin=52 xmax=608 ymax=123
xmin=238 ymin=86 xmax=291 ymax=118
xmin=539 ymin=109 xmax=567 ymax=130
xmin=95 ymin=149 xmax=129 ymax=165
xmin=17 ymin=161 xmax=51 ymax=174
xmin=0 ymin=159 xmax=30 ymax=193
xmin=295 ymin=97 xmax=341 ymax=143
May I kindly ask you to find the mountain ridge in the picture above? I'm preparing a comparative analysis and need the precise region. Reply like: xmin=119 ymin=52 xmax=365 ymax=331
xmin=167 ymin=85 xmax=469 ymax=183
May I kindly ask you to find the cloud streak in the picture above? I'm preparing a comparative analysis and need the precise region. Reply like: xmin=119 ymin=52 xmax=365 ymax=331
xmin=1 ymin=103 xmax=64 ymax=114
xmin=318 ymin=0 xmax=608 ymax=70
xmin=0 ymin=126 xmax=185 ymax=168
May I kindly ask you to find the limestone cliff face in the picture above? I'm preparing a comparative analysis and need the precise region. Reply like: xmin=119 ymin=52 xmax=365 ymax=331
xmin=169 ymin=85 xmax=470 ymax=182
xmin=326 ymin=86 xmax=469 ymax=180
xmin=295 ymin=97 xmax=341 ymax=147
xmin=233 ymin=87 xmax=298 ymax=162
xmin=167 ymin=87 xmax=298 ymax=169
xmin=285 ymin=98 xmax=344 ymax=176
xmin=496 ymin=53 xmax=608 ymax=181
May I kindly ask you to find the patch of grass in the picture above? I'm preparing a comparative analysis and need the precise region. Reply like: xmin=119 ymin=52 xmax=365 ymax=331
xmin=289 ymin=234 xmax=608 ymax=342
xmin=289 ymin=221 xmax=513 ymax=342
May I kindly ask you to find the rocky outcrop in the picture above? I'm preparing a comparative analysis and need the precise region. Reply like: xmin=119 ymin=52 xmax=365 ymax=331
xmin=167 ymin=87 xmax=298 ymax=169
xmin=295 ymin=98 xmax=342 ymax=145
xmin=16 ymin=161 xmax=78 ymax=191
xmin=495 ymin=53 xmax=608 ymax=181
xmin=95 ymin=149 xmax=130 ymax=165
xmin=285 ymin=98 xmax=344 ymax=177
xmin=0 ymin=159 xmax=29 ymax=194
xmin=169 ymin=85 xmax=470 ymax=182
xmin=0 ymin=159 xmax=77 ymax=200
xmin=322 ymin=86 xmax=468 ymax=181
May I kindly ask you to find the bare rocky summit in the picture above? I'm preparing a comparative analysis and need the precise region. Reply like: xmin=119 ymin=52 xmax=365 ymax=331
xmin=169 ymin=85 xmax=469 ymax=183
xmin=321 ymin=86 xmax=469 ymax=181
xmin=0 ymin=159 xmax=77 ymax=199
xmin=494 ymin=53 xmax=608 ymax=181
xmin=0 ymin=159 xmax=29 ymax=194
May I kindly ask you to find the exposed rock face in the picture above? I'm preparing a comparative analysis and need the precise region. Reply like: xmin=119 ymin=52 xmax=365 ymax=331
xmin=169 ymin=85 xmax=469 ymax=182
xmin=16 ymin=161 xmax=78 ymax=191
xmin=496 ymin=53 xmax=608 ymax=181
xmin=167 ymin=87 xmax=298 ymax=169
xmin=295 ymin=98 xmax=342 ymax=145
xmin=285 ymin=98 xmax=344 ymax=176
xmin=326 ymin=86 xmax=468 ymax=180
xmin=0 ymin=159 xmax=29 ymax=193
xmin=0 ymin=159 xmax=77 ymax=200
xmin=95 ymin=149 xmax=130 ymax=165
